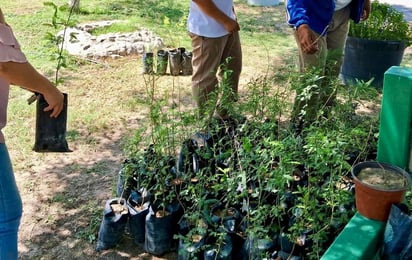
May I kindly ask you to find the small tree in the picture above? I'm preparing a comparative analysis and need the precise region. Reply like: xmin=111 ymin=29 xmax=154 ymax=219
xmin=68 ymin=0 xmax=80 ymax=13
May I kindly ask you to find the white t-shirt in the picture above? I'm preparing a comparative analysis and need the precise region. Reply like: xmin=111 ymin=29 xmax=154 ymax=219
xmin=335 ymin=0 xmax=352 ymax=10
xmin=187 ymin=0 xmax=235 ymax=38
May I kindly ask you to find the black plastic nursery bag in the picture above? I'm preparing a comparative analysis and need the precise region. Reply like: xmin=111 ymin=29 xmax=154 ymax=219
xmin=203 ymin=233 xmax=232 ymax=260
xmin=177 ymin=216 xmax=207 ymax=260
xmin=383 ymin=204 xmax=412 ymax=260
xmin=144 ymin=202 xmax=182 ymax=256
xmin=96 ymin=198 xmax=129 ymax=252
xmin=127 ymin=190 xmax=150 ymax=247
xmin=33 ymin=93 xmax=71 ymax=152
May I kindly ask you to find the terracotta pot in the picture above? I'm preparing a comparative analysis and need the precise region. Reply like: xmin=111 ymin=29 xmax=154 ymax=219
xmin=351 ymin=161 xmax=411 ymax=221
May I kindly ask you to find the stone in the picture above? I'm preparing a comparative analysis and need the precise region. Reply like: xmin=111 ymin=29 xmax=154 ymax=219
xmin=58 ymin=21 xmax=164 ymax=59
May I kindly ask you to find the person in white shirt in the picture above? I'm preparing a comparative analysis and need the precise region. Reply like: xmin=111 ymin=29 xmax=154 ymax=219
xmin=187 ymin=0 xmax=242 ymax=120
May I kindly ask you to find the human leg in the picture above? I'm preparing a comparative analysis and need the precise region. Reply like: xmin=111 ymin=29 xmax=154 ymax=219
xmin=291 ymin=31 xmax=327 ymax=126
xmin=0 ymin=143 xmax=22 ymax=260
xmin=190 ymin=33 xmax=229 ymax=118
xmin=215 ymin=31 xmax=242 ymax=119
xmin=320 ymin=6 xmax=351 ymax=106
xmin=326 ymin=6 xmax=351 ymax=77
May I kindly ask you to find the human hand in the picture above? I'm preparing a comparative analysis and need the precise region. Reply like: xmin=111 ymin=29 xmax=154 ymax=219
xmin=360 ymin=0 xmax=371 ymax=21
xmin=297 ymin=24 xmax=319 ymax=54
xmin=223 ymin=19 xmax=240 ymax=34
xmin=42 ymin=88 xmax=64 ymax=118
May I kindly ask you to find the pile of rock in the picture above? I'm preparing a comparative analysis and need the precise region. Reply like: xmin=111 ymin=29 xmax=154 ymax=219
xmin=58 ymin=21 xmax=164 ymax=59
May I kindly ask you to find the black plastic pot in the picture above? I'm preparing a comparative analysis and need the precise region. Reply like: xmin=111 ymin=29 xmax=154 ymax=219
xmin=230 ymin=233 xmax=247 ymax=259
xmin=242 ymin=233 xmax=278 ymax=260
xmin=33 ymin=93 xmax=71 ymax=153
xmin=142 ymin=52 xmax=154 ymax=74
xmin=340 ymin=37 xmax=406 ymax=88
xmin=210 ymin=205 xmax=241 ymax=234
xmin=177 ymin=131 xmax=215 ymax=177
xmin=156 ymin=49 xmax=169 ymax=75
xmin=203 ymin=233 xmax=233 ymax=260
xmin=181 ymin=51 xmax=193 ymax=76
xmin=178 ymin=236 xmax=206 ymax=260
xmin=177 ymin=215 xmax=209 ymax=259
xmin=96 ymin=198 xmax=129 ymax=252
xmin=168 ymin=49 xmax=182 ymax=76
xmin=276 ymin=233 xmax=305 ymax=260
xmin=144 ymin=202 xmax=182 ymax=256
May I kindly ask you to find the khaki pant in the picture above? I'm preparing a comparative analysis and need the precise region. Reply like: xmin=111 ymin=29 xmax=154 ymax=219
xmin=190 ymin=31 xmax=242 ymax=118
xmin=292 ymin=5 xmax=351 ymax=125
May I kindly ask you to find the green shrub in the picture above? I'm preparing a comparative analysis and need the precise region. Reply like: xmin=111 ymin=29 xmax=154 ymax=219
xmin=349 ymin=0 xmax=412 ymax=46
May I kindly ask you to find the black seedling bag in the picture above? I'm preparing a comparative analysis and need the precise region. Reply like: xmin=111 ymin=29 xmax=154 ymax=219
xmin=33 ymin=93 xmax=71 ymax=152
xmin=96 ymin=198 xmax=129 ymax=252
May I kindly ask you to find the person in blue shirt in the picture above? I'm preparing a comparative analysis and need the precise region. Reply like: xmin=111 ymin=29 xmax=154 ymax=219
xmin=286 ymin=0 xmax=371 ymax=130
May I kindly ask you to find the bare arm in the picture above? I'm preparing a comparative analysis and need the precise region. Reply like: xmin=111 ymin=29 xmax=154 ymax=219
xmin=0 ymin=7 xmax=5 ymax=24
xmin=192 ymin=0 xmax=240 ymax=33
xmin=361 ymin=0 xmax=371 ymax=21
xmin=0 ymin=7 xmax=64 ymax=117
xmin=296 ymin=24 xmax=319 ymax=54
xmin=0 ymin=61 xmax=64 ymax=118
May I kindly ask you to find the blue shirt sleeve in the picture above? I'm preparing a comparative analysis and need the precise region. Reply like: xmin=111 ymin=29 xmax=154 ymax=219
xmin=286 ymin=0 xmax=309 ymax=30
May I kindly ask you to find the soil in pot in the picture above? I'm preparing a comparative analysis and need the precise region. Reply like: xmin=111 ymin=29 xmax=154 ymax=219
xmin=357 ymin=167 xmax=408 ymax=190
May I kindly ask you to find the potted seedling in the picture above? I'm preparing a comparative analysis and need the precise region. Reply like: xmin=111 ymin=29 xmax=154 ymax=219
xmin=351 ymin=161 xmax=411 ymax=221
xmin=126 ymin=189 xmax=151 ymax=248
xmin=95 ymin=197 xmax=129 ymax=251
xmin=32 ymin=1 xmax=77 ymax=152
xmin=341 ymin=0 xmax=412 ymax=88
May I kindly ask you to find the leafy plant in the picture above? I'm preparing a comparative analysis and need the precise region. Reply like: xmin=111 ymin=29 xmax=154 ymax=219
xmin=43 ymin=1 xmax=78 ymax=85
xmin=119 ymin=64 xmax=382 ymax=255
xmin=349 ymin=0 xmax=412 ymax=46
xmin=120 ymin=48 xmax=382 ymax=259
